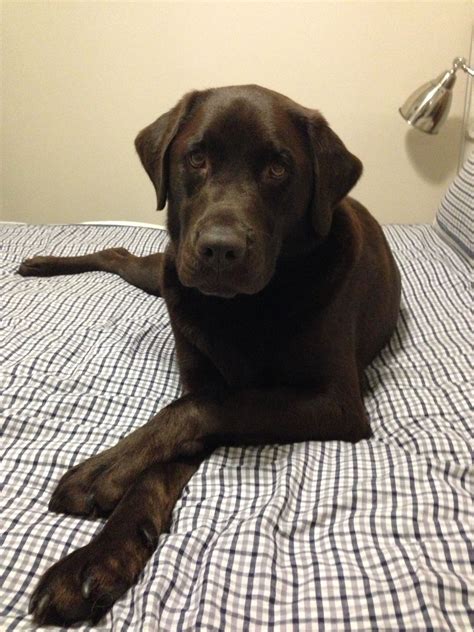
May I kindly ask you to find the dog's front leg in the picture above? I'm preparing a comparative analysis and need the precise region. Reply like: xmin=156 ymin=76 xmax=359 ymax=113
xmin=50 ymin=383 xmax=369 ymax=518
xmin=19 ymin=249 xmax=165 ymax=295
xmin=181 ymin=384 xmax=370 ymax=446
xmin=146 ymin=384 xmax=370 ymax=452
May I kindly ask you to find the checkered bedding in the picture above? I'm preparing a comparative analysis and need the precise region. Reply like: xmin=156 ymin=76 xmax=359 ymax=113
xmin=1 ymin=223 xmax=472 ymax=631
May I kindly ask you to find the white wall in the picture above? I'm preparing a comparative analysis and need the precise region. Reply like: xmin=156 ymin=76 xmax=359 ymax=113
xmin=1 ymin=1 xmax=472 ymax=226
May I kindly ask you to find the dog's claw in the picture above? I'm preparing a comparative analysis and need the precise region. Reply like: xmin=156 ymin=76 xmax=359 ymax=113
xmin=85 ymin=493 xmax=96 ymax=514
xmin=81 ymin=576 xmax=93 ymax=599
xmin=138 ymin=521 xmax=159 ymax=551
xmin=37 ymin=593 xmax=51 ymax=618
xmin=28 ymin=589 xmax=39 ymax=614
xmin=31 ymin=591 xmax=51 ymax=620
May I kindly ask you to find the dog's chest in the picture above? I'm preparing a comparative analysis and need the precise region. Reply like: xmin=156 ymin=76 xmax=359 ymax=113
xmin=168 ymin=278 xmax=322 ymax=387
xmin=203 ymin=295 xmax=313 ymax=385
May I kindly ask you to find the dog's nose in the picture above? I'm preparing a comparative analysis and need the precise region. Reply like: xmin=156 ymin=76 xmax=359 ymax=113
xmin=197 ymin=227 xmax=246 ymax=268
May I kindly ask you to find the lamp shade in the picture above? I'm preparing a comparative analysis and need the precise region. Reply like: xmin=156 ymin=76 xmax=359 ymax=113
xmin=399 ymin=69 xmax=456 ymax=134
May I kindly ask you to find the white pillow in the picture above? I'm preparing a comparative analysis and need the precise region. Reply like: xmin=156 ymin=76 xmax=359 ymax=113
xmin=434 ymin=153 xmax=473 ymax=260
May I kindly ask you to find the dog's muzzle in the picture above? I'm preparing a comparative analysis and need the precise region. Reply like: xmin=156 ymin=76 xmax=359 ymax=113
xmin=190 ymin=223 xmax=248 ymax=297
xmin=195 ymin=225 xmax=247 ymax=271
xmin=177 ymin=219 xmax=260 ymax=298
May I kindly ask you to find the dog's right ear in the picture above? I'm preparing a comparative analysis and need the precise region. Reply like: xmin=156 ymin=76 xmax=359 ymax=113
xmin=135 ymin=91 xmax=198 ymax=210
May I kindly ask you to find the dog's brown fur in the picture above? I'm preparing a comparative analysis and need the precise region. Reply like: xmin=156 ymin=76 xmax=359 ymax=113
xmin=20 ymin=85 xmax=401 ymax=625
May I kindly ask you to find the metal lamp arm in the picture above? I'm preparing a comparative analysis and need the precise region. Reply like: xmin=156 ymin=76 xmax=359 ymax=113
xmin=453 ymin=57 xmax=474 ymax=78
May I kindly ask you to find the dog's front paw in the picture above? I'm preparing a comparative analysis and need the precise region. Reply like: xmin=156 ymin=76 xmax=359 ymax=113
xmin=18 ymin=256 xmax=62 ymax=276
xmin=50 ymin=459 xmax=117 ymax=518
xmin=28 ymin=530 xmax=151 ymax=626
xmin=49 ymin=448 xmax=143 ymax=518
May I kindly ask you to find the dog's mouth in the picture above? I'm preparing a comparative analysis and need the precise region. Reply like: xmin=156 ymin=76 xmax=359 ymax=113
xmin=176 ymin=231 xmax=277 ymax=299
xmin=178 ymin=261 xmax=270 ymax=299
xmin=196 ymin=283 xmax=238 ymax=299
xmin=182 ymin=272 xmax=261 ymax=299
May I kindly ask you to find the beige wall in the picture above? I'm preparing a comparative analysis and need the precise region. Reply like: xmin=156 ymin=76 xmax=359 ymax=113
xmin=1 ymin=1 xmax=472 ymax=226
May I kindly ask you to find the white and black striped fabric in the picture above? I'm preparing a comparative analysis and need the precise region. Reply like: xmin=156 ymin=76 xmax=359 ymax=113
xmin=434 ymin=152 xmax=473 ymax=260
xmin=1 ymin=223 xmax=472 ymax=631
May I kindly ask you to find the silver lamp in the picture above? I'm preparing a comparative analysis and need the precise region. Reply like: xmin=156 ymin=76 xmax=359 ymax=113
xmin=399 ymin=57 xmax=474 ymax=135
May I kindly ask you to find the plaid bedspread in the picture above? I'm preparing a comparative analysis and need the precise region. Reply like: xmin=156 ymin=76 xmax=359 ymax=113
xmin=1 ymin=223 xmax=472 ymax=631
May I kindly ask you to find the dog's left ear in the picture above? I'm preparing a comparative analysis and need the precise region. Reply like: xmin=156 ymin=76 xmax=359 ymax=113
xmin=306 ymin=113 xmax=363 ymax=238
xmin=135 ymin=91 xmax=199 ymax=210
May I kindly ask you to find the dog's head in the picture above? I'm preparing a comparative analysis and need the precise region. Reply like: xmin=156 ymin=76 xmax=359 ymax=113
xmin=135 ymin=85 xmax=362 ymax=298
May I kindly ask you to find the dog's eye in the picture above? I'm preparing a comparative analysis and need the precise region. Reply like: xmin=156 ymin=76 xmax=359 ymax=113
xmin=267 ymin=163 xmax=287 ymax=179
xmin=188 ymin=151 xmax=207 ymax=169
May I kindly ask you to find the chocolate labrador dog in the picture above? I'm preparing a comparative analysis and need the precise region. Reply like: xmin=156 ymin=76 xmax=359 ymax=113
xmin=20 ymin=85 xmax=401 ymax=625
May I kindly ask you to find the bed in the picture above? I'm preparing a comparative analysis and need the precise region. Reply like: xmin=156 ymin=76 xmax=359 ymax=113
xmin=1 ymin=160 xmax=472 ymax=630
